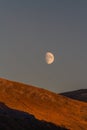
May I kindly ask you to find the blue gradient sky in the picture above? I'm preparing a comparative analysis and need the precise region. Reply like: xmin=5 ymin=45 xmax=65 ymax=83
xmin=0 ymin=1 xmax=87 ymax=92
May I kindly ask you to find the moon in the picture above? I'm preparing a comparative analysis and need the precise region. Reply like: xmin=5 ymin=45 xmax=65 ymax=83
xmin=45 ymin=52 xmax=54 ymax=64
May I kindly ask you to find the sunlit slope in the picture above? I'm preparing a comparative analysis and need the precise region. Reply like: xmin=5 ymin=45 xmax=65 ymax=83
xmin=0 ymin=78 xmax=87 ymax=130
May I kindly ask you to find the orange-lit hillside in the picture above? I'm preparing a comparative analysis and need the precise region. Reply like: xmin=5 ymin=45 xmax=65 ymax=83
xmin=0 ymin=78 xmax=87 ymax=130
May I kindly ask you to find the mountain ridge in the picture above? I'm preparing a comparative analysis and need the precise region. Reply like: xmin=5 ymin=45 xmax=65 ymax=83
xmin=61 ymin=89 xmax=87 ymax=102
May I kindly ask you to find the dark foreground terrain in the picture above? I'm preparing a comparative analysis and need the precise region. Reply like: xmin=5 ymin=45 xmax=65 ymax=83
xmin=0 ymin=102 xmax=67 ymax=130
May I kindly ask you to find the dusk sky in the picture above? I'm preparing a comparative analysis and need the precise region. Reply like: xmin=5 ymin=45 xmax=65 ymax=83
xmin=0 ymin=1 xmax=87 ymax=92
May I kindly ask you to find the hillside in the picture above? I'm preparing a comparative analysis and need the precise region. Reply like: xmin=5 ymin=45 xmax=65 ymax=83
xmin=0 ymin=78 xmax=87 ymax=130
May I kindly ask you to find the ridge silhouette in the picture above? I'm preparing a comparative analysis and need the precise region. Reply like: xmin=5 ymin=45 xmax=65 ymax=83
xmin=0 ymin=102 xmax=67 ymax=130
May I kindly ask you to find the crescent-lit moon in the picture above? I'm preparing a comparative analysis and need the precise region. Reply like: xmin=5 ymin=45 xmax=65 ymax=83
xmin=45 ymin=52 xmax=54 ymax=64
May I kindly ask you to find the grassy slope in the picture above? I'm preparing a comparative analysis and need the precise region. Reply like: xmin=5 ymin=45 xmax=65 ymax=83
xmin=0 ymin=78 xmax=87 ymax=130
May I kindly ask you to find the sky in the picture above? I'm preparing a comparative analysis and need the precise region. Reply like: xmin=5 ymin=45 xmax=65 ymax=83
xmin=0 ymin=0 xmax=87 ymax=93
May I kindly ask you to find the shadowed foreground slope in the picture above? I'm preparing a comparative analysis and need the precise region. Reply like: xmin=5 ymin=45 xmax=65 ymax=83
xmin=61 ymin=89 xmax=87 ymax=102
xmin=0 ymin=102 xmax=67 ymax=130
xmin=0 ymin=78 xmax=87 ymax=130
